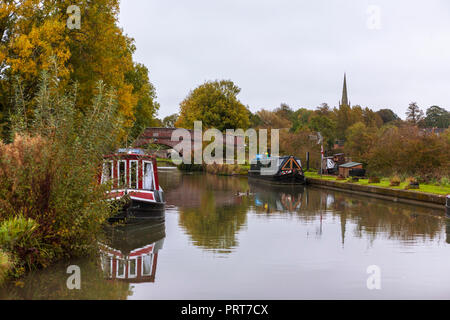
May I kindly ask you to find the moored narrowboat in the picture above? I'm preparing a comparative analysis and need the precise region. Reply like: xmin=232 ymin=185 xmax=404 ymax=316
xmin=100 ymin=148 xmax=165 ymax=221
xmin=248 ymin=155 xmax=305 ymax=185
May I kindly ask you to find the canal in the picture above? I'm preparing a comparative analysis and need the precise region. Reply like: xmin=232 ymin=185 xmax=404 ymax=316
xmin=2 ymin=170 xmax=450 ymax=299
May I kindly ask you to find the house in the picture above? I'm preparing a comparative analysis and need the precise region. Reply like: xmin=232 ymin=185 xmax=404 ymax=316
xmin=338 ymin=162 xmax=363 ymax=178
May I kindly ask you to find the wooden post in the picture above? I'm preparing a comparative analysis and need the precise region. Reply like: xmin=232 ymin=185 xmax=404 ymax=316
xmin=306 ymin=152 xmax=309 ymax=171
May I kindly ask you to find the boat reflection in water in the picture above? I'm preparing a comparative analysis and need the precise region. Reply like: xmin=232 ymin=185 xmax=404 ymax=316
xmin=249 ymin=179 xmax=305 ymax=213
xmin=100 ymin=219 xmax=165 ymax=283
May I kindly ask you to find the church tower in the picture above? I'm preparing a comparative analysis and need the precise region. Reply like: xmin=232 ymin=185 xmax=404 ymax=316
xmin=339 ymin=73 xmax=350 ymax=107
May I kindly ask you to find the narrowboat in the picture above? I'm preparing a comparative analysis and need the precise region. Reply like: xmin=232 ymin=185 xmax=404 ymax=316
xmin=100 ymin=148 xmax=165 ymax=221
xmin=100 ymin=219 xmax=165 ymax=283
xmin=248 ymin=155 xmax=305 ymax=185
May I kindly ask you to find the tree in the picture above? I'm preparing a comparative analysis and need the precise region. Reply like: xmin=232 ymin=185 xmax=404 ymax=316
xmin=162 ymin=113 xmax=179 ymax=128
xmin=175 ymin=80 xmax=250 ymax=131
xmin=125 ymin=62 xmax=159 ymax=140
xmin=291 ymin=108 xmax=314 ymax=132
xmin=274 ymin=103 xmax=294 ymax=122
xmin=362 ymin=107 xmax=383 ymax=128
xmin=424 ymin=106 xmax=449 ymax=128
xmin=316 ymin=103 xmax=331 ymax=116
xmin=376 ymin=109 xmax=400 ymax=124
xmin=256 ymin=109 xmax=291 ymax=129
xmin=308 ymin=115 xmax=336 ymax=148
xmin=345 ymin=122 xmax=376 ymax=162
xmin=405 ymin=102 xmax=424 ymax=125
xmin=0 ymin=0 xmax=158 ymax=140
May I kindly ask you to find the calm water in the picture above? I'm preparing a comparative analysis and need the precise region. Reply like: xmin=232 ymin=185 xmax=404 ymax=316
xmin=2 ymin=170 xmax=450 ymax=299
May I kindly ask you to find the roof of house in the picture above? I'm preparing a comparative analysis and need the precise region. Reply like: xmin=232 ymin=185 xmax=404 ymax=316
xmin=339 ymin=162 xmax=362 ymax=168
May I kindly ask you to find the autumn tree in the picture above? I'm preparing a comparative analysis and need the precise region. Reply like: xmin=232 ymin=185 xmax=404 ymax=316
xmin=0 ymin=0 xmax=158 ymax=140
xmin=345 ymin=122 xmax=376 ymax=163
xmin=175 ymin=80 xmax=250 ymax=131
xmin=405 ymin=102 xmax=424 ymax=125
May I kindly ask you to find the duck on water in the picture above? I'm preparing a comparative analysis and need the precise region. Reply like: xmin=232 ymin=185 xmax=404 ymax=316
xmin=100 ymin=148 xmax=165 ymax=222
xmin=248 ymin=154 xmax=305 ymax=185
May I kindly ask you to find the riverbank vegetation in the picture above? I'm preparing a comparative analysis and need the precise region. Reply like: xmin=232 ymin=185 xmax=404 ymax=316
xmin=0 ymin=1 xmax=161 ymax=284
xmin=0 ymin=70 xmax=122 ymax=282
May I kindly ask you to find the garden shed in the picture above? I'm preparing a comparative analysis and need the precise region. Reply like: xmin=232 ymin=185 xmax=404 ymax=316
xmin=338 ymin=162 xmax=363 ymax=178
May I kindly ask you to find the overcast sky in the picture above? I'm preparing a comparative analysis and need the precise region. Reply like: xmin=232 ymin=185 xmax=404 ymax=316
xmin=119 ymin=0 xmax=450 ymax=119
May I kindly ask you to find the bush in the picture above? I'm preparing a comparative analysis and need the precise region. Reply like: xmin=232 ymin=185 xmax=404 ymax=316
xmin=389 ymin=175 xmax=401 ymax=186
xmin=205 ymin=163 xmax=240 ymax=176
xmin=405 ymin=177 xmax=420 ymax=189
xmin=0 ymin=250 xmax=13 ymax=286
xmin=0 ymin=70 xmax=122 ymax=278
xmin=441 ymin=177 xmax=450 ymax=187
xmin=368 ymin=176 xmax=380 ymax=183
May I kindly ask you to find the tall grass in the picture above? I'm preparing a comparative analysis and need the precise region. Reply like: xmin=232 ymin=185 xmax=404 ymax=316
xmin=0 ymin=66 xmax=123 ymax=279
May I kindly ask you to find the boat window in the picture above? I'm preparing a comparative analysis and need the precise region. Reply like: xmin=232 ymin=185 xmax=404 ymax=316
xmin=117 ymin=259 xmax=126 ymax=278
xmin=100 ymin=254 xmax=113 ymax=278
xmin=102 ymin=161 xmax=113 ymax=184
xmin=130 ymin=160 xmax=138 ymax=189
xmin=142 ymin=254 xmax=153 ymax=275
xmin=143 ymin=161 xmax=154 ymax=190
xmin=128 ymin=258 xmax=137 ymax=278
xmin=118 ymin=160 xmax=126 ymax=187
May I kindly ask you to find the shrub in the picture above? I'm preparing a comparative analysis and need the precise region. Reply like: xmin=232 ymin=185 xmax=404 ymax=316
xmin=389 ymin=175 xmax=401 ymax=186
xmin=368 ymin=176 xmax=380 ymax=183
xmin=0 ymin=70 xmax=122 ymax=278
xmin=205 ymin=163 xmax=240 ymax=176
xmin=441 ymin=177 xmax=450 ymax=187
xmin=405 ymin=177 xmax=420 ymax=189
xmin=0 ymin=250 xmax=13 ymax=286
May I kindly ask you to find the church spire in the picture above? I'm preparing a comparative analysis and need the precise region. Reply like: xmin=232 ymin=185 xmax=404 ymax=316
xmin=341 ymin=73 xmax=349 ymax=107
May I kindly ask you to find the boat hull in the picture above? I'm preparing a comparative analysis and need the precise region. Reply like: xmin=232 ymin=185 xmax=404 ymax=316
xmin=248 ymin=172 xmax=306 ymax=185
xmin=108 ymin=194 xmax=165 ymax=222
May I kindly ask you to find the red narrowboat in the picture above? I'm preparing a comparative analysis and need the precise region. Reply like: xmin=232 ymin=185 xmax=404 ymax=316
xmin=100 ymin=148 xmax=165 ymax=221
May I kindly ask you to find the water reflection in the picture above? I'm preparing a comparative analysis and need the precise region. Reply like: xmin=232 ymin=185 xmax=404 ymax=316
xmin=162 ymin=173 xmax=444 ymax=254
xmin=100 ymin=219 xmax=165 ymax=283
xmin=164 ymin=172 xmax=250 ymax=254
xmin=0 ymin=219 xmax=166 ymax=299
xmin=1 ymin=171 xmax=448 ymax=299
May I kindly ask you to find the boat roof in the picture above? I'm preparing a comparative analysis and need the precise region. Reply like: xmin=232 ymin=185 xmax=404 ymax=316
xmin=251 ymin=155 xmax=300 ymax=163
xmin=103 ymin=148 xmax=155 ymax=159
xmin=339 ymin=161 xmax=362 ymax=168
xmin=117 ymin=148 xmax=146 ymax=155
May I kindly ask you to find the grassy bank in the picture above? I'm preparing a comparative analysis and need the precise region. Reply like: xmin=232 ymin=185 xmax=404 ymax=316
xmin=304 ymin=172 xmax=450 ymax=196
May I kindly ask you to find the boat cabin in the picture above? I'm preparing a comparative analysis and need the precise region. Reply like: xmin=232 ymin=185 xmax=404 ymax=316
xmin=100 ymin=148 xmax=160 ymax=191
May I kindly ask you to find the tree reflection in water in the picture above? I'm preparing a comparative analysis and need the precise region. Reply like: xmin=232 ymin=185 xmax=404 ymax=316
xmin=165 ymin=173 xmax=445 ymax=253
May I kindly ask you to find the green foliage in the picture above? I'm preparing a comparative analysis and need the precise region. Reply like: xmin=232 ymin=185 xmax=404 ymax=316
xmin=376 ymin=109 xmax=400 ymax=124
xmin=162 ymin=113 xmax=179 ymax=128
xmin=175 ymin=80 xmax=250 ymax=131
xmin=424 ymin=106 xmax=449 ymax=128
xmin=125 ymin=63 xmax=159 ymax=141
